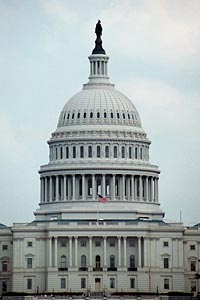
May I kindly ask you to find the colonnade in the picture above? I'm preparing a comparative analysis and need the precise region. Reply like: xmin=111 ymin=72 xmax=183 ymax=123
xmin=40 ymin=174 xmax=159 ymax=204
xmin=48 ymin=236 xmax=145 ymax=269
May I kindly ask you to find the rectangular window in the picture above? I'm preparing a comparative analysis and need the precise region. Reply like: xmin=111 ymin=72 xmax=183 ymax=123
xmin=114 ymin=146 xmax=117 ymax=158
xmin=163 ymin=241 xmax=169 ymax=247
xmin=109 ymin=241 xmax=115 ymax=247
xmin=27 ymin=242 xmax=32 ymax=247
xmin=130 ymin=278 xmax=135 ymax=289
xmin=73 ymin=146 xmax=76 ymax=158
xmin=190 ymin=245 xmax=195 ymax=250
xmin=61 ymin=240 xmax=66 ymax=247
xmin=191 ymin=280 xmax=196 ymax=292
xmin=129 ymin=147 xmax=132 ymax=159
xmin=27 ymin=279 xmax=32 ymax=290
xmin=66 ymin=147 xmax=69 ymax=159
xmin=81 ymin=240 xmax=87 ymax=247
xmin=2 ymin=245 xmax=8 ymax=250
xmin=191 ymin=261 xmax=196 ymax=271
xmin=27 ymin=257 xmax=33 ymax=269
xmin=110 ymin=278 xmax=115 ymax=289
xmin=80 ymin=146 xmax=84 ymax=158
xmin=81 ymin=278 xmax=86 ymax=289
xmin=121 ymin=146 xmax=125 ymax=158
xmin=129 ymin=240 xmax=135 ymax=247
xmin=164 ymin=278 xmax=169 ymax=289
xmin=164 ymin=257 xmax=169 ymax=269
xmin=2 ymin=261 xmax=8 ymax=272
xmin=95 ymin=240 xmax=101 ymax=247
xmin=61 ymin=278 xmax=66 ymax=289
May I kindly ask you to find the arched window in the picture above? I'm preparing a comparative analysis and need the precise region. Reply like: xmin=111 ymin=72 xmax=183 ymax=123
xmin=80 ymin=146 xmax=84 ymax=158
xmin=105 ymin=146 xmax=109 ymax=158
xmin=81 ymin=255 xmax=87 ymax=268
xmin=77 ymin=112 xmax=80 ymax=119
xmin=60 ymin=147 xmax=63 ymax=159
xmin=128 ymin=113 xmax=130 ymax=119
xmin=97 ymin=146 xmax=101 ymax=158
xmin=90 ymin=112 xmax=93 ymax=118
xmin=97 ymin=112 xmax=100 ymax=118
xmin=66 ymin=146 xmax=69 ymax=159
xmin=140 ymin=147 xmax=143 ymax=160
xmin=96 ymin=255 xmax=101 ymax=268
xmin=83 ymin=112 xmax=86 ymax=118
xmin=114 ymin=146 xmax=117 ymax=158
xmin=117 ymin=112 xmax=120 ymax=119
xmin=122 ymin=146 xmax=125 ymax=158
xmin=104 ymin=112 xmax=107 ymax=118
xmin=61 ymin=255 xmax=67 ymax=268
xmin=72 ymin=113 xmax=74 ymax=119
xmin=123 ymin=113 xmax=125 ymax=119
xmin=110 ymin=255 xmax=115 ymax=268
xmin=110 ymin=112 xmax=114 ymax=119
xmin=67 ymin=113 xmax=70 ymax=119
xmin=130 ymin=255 xmax=135 ymax=269
xmin=88 ymin=146 xmax=92 ymax=158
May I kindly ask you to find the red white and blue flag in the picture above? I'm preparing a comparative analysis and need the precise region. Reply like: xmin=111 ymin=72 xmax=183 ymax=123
xmin=98 ymin=194 xmax=107 ymax=203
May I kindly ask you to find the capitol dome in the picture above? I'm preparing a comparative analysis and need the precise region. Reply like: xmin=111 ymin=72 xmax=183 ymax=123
xmin=35 ymin=24 xmax=164 ymax=222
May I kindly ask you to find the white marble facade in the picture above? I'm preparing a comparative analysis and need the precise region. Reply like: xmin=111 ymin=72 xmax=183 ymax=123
xmin=0 ymin=28 xmax=200 ymax=295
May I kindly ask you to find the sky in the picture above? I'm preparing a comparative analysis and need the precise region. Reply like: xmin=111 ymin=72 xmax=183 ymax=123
xmin=0 ymin=0 xmax=199 ymax=226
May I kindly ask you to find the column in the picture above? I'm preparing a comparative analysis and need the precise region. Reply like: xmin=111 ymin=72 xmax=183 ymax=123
xmin=63 ymin=175 xmax=67 ymax=201
xmin=154 ymin=178 xmax=156 ymax=202
xmin=49 ymin=237 xmax=52 ymax=267
xmin=138 ymin=237 xmax=141 ymax=267
xmin=74 ymin=237 xmax=78 ymax=267
xmin=127 ymin=177 xmax=131 ymax=200
xmin=54 ymin=237 xmax=57 ymax=267
xmin=150 ymin=177 xmax=153 ymax=202
xmin=40 ymin=178 xmax=43 ymax=203
xmin=118 ymin=237 xmax=121 ymax=267
xmin=103 ymin=236 xmax=107 ymax=267
xmin=56 ymin=175 xmax=59 ymax=201
xmin=89 ymin=237 xmax=92 ymax=267
xmin=178 ymin=239 xmax=183 ymax=268
xmin=156 ymin=178 xmax=159 ymax=202
xmin=139 ymin=176 xmax=143 ymax=201
xmin=144 ymin=238 xmax=148 ymax=267
xmin=102 ymin=175 xmax=106 ymax=197
xmin=145 ymin=176 xmax=149 ymax=202
xmin=68 ymin=176 xmax=71 ymax=200
xmin=92 ymin=175 xmax=96 ymax=201
xmin=69 ymin=237 xmax=72 ymax=267
xmin=82 ymin=175 xmax=85 ymax=200
xmin=45 ymin=177 xmax=48 ymax=202
xmin=122 ymin=175 xmax=125 ymax=201
xmin=50 ymin=176 xmax=53 ymax=202
xmin=123 ymin=237 xmax=127 ymax=267
xmin=131 ymin=175 xmax=134 ymax=201
xmin=72 ymin=175 xmax=75 ymax=200
xmin=112 ymin=175 xmax=116 ymax=201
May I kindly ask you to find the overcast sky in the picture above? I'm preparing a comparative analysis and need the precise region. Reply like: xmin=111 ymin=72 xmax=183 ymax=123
xmin=0 ymin=0 xmax=199 ymax=226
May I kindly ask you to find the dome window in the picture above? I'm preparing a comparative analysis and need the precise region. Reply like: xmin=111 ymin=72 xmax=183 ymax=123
xmin=66 ymin=147 xmax=69 ymax=159
xmin=55 ymin=147 xmax=58 ymax=160
xmin=129 ymin=146 xmax=132 ymax=159
xmin=80 ymin=146 xmax=84 ymax=158
xmin=77 ymin=113 xmax=80 ymax=119
xmin=117 ymin=112 xmax=120 ymax=119
xmin=97 ymin=112 xmax=100 ymax=118
xmin=83 ymin=112 xmax=87 ymax=119
xmin=104 ymin=112 xmax=107 ymax=118
xmin=72 ymin=113 xmax=75 ymax=119
xmin=73 ymin=146 xmax=76 ymax=158
xmin=128 ymin=113 xmax=130 ymax=119
xmin=67 ymin=113 xmax=70 ymax=119
xmin=97 ymin=146 xmax=101 ymax=158
xmin=135 ymin=147 xmax=138 ymax=159
xmin=105 ymin=146 xmax=109 ymax=158
xmin=132 ymin=113 xmax=134 ymax=120
xmin=123 ymin=113 xmax=125 ymax=119
xmin=88 ymin=146 xmax=92 ymax=158
xmin=110 ymin=112 xmax=113 ymax=118
xmin=140 ymin=148 xmax=143 ymax=160
xmin=90 ymin=112 xmax=93 ymax=118
xmin=63 ymin=113 xmax=66 ymax=120
xmin=122 ymin=146 xmax=125 ymax=158
xmin=60 ymin=147 xmax=63 ymax=159
xmin=114 ymin=146 xmax=118 ymax=158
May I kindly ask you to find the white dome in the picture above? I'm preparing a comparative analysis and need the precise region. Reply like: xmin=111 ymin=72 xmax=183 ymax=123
xmin=57 ymin=86 xmax=142 ymax=129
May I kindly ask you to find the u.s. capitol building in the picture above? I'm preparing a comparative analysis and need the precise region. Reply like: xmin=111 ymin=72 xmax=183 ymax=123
xmin=0 ymin=23 xmax=200 ymax=296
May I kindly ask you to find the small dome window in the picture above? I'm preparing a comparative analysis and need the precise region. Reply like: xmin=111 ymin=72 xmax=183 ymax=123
xmin=122 ymin=146 xmax=125 ymax=158
xmin=128 ymin=113 xmax=130 ymax=119
xmin=117 ymin=113 xmax=120 ymax=119
xmin=123 ymin=113 xmax=125 ymax=119
xmin=105 ymin=146 xmax=109 ymax=158
xmin=110 ymin=112 xmax=113 ymax=118
xmin=88 ymin=146 xmax=92 ymax=158
xmin=114 ymin=146 xmax=118 ymax=158
xmin=72 ymin=113 xmax=75 ymax=119
xmin=132 ymin=113 xmax=134 ymax=120
xmin=63 ymin=113 xmax=66 ymax=120
xmin=104 ymin=112 xmax=107 ymax=118
xmin=97 ymin=145 xmax=101 ymax=158
xmin=77 ymin=113 xmax=80 ymax=119
xmin=97 ymin=112 xmax=100 ymax=118
xmin=90 ymin=112 xmax=93 ymax=118
xmin=67 ymin=113 xmax=70 ymax=119
xmin=83 ymin=112 xmax=87 ymax=119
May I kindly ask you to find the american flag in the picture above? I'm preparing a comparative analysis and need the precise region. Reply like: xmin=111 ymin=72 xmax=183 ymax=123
xmin=98 ymin=194 xmax=107 ymax=203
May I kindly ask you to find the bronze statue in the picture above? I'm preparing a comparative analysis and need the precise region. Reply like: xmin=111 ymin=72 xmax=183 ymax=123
xmin=95 ymin=20 xmax=102 ymax=39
